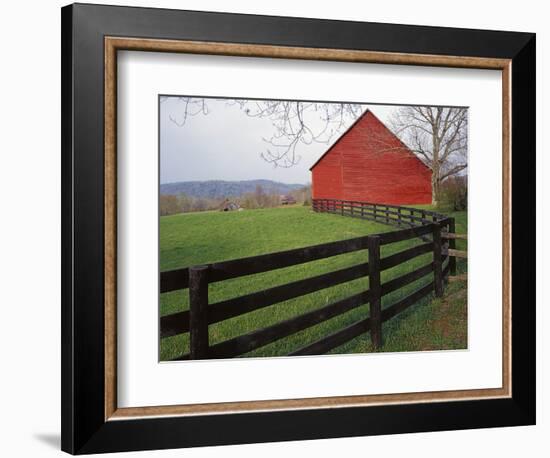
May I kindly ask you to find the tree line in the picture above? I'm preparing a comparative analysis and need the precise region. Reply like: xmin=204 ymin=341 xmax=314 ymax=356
xmin=160 ymin=184 xmax=312 ymax=216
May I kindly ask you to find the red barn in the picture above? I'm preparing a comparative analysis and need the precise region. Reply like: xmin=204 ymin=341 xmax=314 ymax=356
xmin=310 ymin=110 xmax=432 ymax=205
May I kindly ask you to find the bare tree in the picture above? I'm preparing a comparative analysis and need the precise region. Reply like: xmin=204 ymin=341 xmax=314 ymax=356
xmin=389 ymin=106 xmax=468 ymax=204
xmin=163 ymin=96 xmax=363 ymax=168
xmin=254 ymin=184 xmax=267 ymax=208
xmin=159 ymin=194 xmax=180 ymax=216
xmin=228 ymin=100 xmax=363 ymax=168
xmin=162 ymin=97 xmax=210 ymax=127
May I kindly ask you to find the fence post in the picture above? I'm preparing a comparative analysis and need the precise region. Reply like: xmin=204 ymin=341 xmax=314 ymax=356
xmin=368 ymin=236 xmax=382 ymax=349
xmin=397 ymin=208 xmax=402 ymax=226
xmin=432 ymin=224 xmax=444 ymax=297
xmin=189 ymin=265 xmax=209 ymax=359
xmin=373 ymin=204 xmax=377 ymax=221
xmin=448 ymin=217 xmax=457 ymax=276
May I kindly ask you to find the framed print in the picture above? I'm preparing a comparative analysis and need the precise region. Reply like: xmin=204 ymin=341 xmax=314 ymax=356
xmin=61 ymin=3 xmax=536 ymax=454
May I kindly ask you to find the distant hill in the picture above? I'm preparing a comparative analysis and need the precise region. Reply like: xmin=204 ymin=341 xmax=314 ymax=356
xmin=160 ymin=179 xmax=306 ymax=199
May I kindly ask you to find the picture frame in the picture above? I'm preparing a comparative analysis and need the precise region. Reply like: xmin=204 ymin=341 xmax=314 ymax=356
xmin=61 ymin=3 xmax=535 ymax=454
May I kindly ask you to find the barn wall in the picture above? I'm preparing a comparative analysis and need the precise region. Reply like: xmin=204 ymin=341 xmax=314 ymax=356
xmin=311 ymin=147 xmax=343 ymax=199
xmin=311 ymin=111 xmax=432 ymax=205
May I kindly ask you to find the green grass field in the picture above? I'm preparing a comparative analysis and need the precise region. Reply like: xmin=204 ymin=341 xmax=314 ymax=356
xmin=160 ymin=205 xmax=468 ymax=360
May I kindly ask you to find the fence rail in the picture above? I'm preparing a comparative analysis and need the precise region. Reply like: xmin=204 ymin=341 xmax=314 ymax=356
xmin=313 ymin=198 xmax=464 ymax=278
xmin=312 ymin=198 xmax=446 ymax=227
xmin=161 ymin=200 xmax=463 ymax=360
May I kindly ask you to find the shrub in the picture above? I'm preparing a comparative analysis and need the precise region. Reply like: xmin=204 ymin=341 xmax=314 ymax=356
xmin=439 ymin=176 xmax=467 ymax=211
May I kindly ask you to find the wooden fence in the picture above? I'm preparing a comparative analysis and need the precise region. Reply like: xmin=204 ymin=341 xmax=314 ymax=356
xmin=312 ymin=198 xmax=459 ymax=276
xmin=160 ymin=203 xmax=457 ymax=360
xmin=312 ymin=198 xmax=447 ymax=227
xmin=441 ymin=227 xmax=468 ymax=282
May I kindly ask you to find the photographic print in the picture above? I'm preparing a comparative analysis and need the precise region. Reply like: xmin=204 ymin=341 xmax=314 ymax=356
xmin=159 ymin=96 xmax=468 ymax=362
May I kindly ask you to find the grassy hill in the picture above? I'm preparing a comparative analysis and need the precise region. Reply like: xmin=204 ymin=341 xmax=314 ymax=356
xmin=160 ymin=205 xmax=467 ymax=360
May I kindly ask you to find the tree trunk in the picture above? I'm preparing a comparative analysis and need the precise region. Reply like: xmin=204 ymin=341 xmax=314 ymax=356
xmin=431 ymin=129 xmax=441 ymax=206
xmin=431 ymin=162 xmax=440 ymax=205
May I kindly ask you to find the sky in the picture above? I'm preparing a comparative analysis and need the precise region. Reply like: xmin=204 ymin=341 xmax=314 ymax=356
xmin=160 ymin=97 xmax=398 ymax=185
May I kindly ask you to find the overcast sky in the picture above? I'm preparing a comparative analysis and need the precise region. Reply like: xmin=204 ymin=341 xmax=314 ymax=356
xmin=160 ymin=97 xmax=398 ymax=185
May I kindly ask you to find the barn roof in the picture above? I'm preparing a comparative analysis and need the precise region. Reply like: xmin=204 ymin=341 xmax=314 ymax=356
xmin=309 ymin=109 xmax=431 ymax=171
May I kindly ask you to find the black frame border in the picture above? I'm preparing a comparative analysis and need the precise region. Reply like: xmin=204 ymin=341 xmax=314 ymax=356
xmin=61 ymin=3 xmax=536 ymax=454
